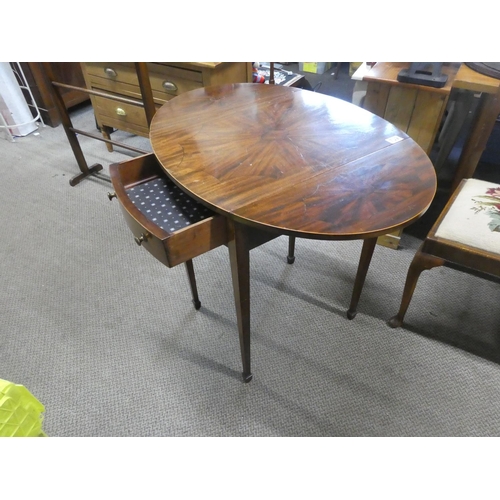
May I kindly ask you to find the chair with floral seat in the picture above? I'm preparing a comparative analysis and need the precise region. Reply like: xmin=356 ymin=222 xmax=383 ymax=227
xmin=388 ymin=177 xmax=500 ymax=328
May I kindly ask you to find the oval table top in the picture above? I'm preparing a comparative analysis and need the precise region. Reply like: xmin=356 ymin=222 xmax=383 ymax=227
xmin=150 ymin=83 xmax=437 ymax=240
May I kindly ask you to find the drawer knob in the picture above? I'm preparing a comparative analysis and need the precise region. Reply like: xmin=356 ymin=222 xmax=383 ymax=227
xmin=104 ymin=67 xmax=117 ymax=77
xmin=116 ymin=107 xmax=127 ymax=116
xmin=134 ymin=233 xmax=148 ymax=246
xmin=107 ymin=192 xmax=117 ymax=201
xmin=162 ymin=81 xmax=178 ymax=92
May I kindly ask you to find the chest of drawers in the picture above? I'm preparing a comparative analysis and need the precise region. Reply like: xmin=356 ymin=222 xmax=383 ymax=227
xmin=81 ymin=62 xmax=253 ymax=147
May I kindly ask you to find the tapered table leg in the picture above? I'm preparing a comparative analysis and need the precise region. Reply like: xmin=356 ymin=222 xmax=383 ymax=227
xmin=287 ymin=235 xmax=296 ymax=264
xmin=184 ymin=259 xmax=201 ymax=310
xmin=227 ymin=221 xmax=252 ymax=382
xmin=347 ymin=237 xmax=377 ymax=319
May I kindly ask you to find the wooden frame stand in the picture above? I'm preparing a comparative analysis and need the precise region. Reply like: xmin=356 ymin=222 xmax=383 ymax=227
xmin=41 ymin=62 xmax=153 ymax=186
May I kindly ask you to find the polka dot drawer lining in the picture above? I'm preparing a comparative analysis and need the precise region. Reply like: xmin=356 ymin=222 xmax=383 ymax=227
xmin=126 ymin=177 xmax=214 ymax=233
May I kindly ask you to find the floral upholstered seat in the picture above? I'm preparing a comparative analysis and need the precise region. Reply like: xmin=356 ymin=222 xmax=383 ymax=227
xmin=434 ymin=178 xmax=500 ymax=254
xmin=389 ymin=178 xmax=500 ymax=328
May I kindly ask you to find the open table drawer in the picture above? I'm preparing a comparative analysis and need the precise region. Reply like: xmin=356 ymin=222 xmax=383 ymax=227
xmin=109 ymin=153 xmax=228 ymax=268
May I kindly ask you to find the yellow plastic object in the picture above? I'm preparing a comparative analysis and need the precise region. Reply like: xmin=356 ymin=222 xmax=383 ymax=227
xmin=0 ymin=379 xmax=46 ymax=437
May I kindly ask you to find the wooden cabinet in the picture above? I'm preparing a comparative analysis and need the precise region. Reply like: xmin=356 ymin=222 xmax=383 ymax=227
xmin=362 ymin=62 xmax=461 ymax=155
xmin=81 ymin=62 xmax=253 ymax=146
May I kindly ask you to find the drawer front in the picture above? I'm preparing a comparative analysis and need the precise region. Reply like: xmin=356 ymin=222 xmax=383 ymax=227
xmin=148 ymin=63 xmax=204 ymax=99
xmin=84 ymin=62 xmax=138 ymax=86
xmin=110 ymin=154 xmax=228 ymax=268
xmin=83 ymin=62 xmax=203 ymax=102
xmin=92 ymin=94 xmax=150 ymax=136
xmin=118 ymin=202 xmax=174 ymax=267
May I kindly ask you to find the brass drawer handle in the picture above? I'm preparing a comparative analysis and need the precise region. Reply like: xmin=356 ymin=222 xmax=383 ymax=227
xmin=104 ymin=67 xmax=117 ymax=78
xmin=134 ymin=233 xmax=149 ymax=246
xmin=162 ymin=81 xmax=178 ymax=92
xmin=116 ymin=107 xmax=127 ymax=116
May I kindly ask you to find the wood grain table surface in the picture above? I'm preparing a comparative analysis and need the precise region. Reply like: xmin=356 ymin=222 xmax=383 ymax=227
xmin=150 ymin=83 xmax=437 ymax=381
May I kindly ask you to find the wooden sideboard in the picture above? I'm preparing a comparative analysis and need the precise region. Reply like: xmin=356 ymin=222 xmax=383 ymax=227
xmin=362 ymin=62 xmax=461 ymax=155
xmin=81 ymin=62 xmax=253 ymax=150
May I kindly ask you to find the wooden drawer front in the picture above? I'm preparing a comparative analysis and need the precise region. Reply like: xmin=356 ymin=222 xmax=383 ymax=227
xmin=148 ymin=63 xmax=203 ymax=99
xmin=92 ymin=94 xmax=150 ymax=136
xmin=83 ymin=62 xmax=141 ymax=99
xmin=83 ymin=62 xmax=203 ymax=103
xmin=110 ymin=154 xmax=228 ymax=268
xmin=84 ymin=62 xmax=137 ymax=86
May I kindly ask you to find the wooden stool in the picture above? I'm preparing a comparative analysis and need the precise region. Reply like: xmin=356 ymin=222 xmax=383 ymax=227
xmin=389 ymin=178 xmax=500 ymax=328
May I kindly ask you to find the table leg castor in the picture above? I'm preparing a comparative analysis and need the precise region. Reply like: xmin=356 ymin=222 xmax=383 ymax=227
xmin=347 ymin=309 xmax=357 ymax=320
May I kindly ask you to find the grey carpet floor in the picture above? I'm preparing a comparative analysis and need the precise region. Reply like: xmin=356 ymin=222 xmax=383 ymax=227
xmin=2 ymin=99 xmax=500 ymax=437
